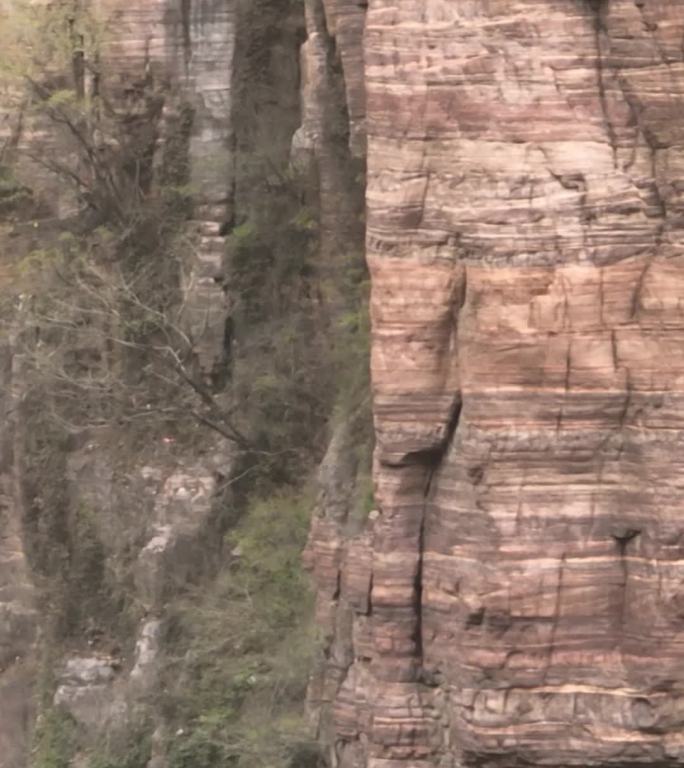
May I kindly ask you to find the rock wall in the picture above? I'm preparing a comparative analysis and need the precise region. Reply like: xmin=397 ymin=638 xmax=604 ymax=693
xmin=307 ymin=1 xmax=684 ymax=767
xmin=1 ymin=0 xmax=316 ymax=763
xmin=0 ymin=0 xmax=237 ymax=763
xmin=5 ymin=1 xmax=684 ymax=767
xmin=97 ymin=0 xmax=234 ymax=380
xmin=0 ymin=342 xmax=38 ymax=768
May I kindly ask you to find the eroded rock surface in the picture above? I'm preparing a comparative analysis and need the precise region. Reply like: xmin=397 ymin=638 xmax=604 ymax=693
xmin=4 ymin=0 xmax=684 ymax=766
xmin=0 ymin=334 xmax=37 ymax=768
xmin=97 ymin=0 xmax=234 ymax=381
xmin=0 ymin=0 xmax=236 ymax=762
xmin=307 ymin=2 xmax=684 ymax=766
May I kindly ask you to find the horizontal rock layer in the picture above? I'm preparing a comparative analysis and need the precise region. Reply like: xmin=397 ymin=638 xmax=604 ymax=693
xmin=308 ymin=1 xmax=684 ymax=767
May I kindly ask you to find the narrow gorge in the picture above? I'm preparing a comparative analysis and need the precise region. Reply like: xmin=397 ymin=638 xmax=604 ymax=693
xmin=2 ymin=2 xmax=684 ymax=768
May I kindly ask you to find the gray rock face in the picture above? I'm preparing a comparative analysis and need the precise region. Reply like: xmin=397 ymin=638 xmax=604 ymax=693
xmin=135 ymin=465 xmax=222 ymax=610
xmin=0 ymin=0 xmax=237 ymax=761
xmin=130 ymin=620 xmax=162 ymax=691
xmin=55 ymin=657 xmax=123 ymax=731
xmin=97 ymin=0 xmax=235 ymax=380
xmin=54 ymin=621 xmax=162 ymax=735
xmin=0 ymin=340 xmax=37 ymax=768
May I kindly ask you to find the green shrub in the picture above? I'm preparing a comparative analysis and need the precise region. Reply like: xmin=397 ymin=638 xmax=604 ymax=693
xmin=168 ymin=731 xmax=234 ymax=768
xmin=32 ymin=709 xmax=77 ymax=768
xmin=162 ymin=490 xmax=319 ymax=768
xmin=87 ymin=728 xmax=152 ymax=768
xmin=0 ymin=164 xmax=32 ymax=213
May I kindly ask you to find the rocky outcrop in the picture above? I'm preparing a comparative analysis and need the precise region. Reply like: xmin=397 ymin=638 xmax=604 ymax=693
xmin=98 ymin=0 xmax=234 ymax=381
xmin=306 ymin=1 xmax=684 ymax=767
xmin=0 ymin=342 xmax=37 ymax=768
xmin=0 ymin=0 xmax=237 ymax=763
xmin=296 ymin=0 xmax=365 ymax=271
xmin=52 ymin=456 xmax=227 ymax=746
xmin=6 ymin=0 xmax=684 ymax=767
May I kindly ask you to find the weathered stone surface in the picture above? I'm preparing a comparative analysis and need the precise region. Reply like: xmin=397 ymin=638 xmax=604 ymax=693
xmin=306 ymin=2 xmax=684 ymax=767
xmin=135 ymin=463 xmax=220 ymax=610
xmin=0 ymin=339 xmax=37 ymax=768
xmin=0 ymin=1 xmax=236 ymax=762
xmin=297 ymin=0 xmax=366 ymax=271
xmin=129 ymin=619 xmax=162 ymax=691
xmin=54 ymin=656 xmax=124 ymax=730
xmin=96 ymin=0 xmax=235 ymax=381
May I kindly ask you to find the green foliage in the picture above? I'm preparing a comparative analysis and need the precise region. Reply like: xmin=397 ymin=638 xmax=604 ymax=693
xmin=168 ymin=718 xmax=319 ymax=768
xmin=226 ymin=156 xmax=372 ymax=494
xmin=87 ymin=727 xmax=152 ymax=768
xmin=290 ymin=206 xmax=318 ymax=233
xmin=228 ymin=190 xmax=329 ymax=486
xmin=64 ymin=502 xmax=108 ymax=631
xmin=32 ymin=709 xmax=77 ymax=768
xmin=229 ymin=194 xmax=316 ymax=322
xmin=0 ymin=164 xmax=32 ymax=213
xmin=332 ymin=262 xmax=371 ymax=417
xmin=230 ymin=221 xmax=257 ymax=245
xmin=168 ymin=731 xmax=229 ymax=768
xmin=0 ymin=0 xmax=102 ymax=82
xmin=227 ymin=492 xmax=312 ymax=630
xmin=353 ymin=456 xmax=375 ymax=522
xmin=160 ymin=183 xmax=197 ymax=219
xmin=163 ymin=490 xmax=319 ymax=768
xmin=46 ymin=89 xmax=79 ymax=109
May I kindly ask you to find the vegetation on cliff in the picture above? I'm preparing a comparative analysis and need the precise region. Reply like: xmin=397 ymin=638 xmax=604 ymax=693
xmin=164 ymin=491 xmax=318 ymax=768
xmin=0 ymin=1 xmax=369 ymax=767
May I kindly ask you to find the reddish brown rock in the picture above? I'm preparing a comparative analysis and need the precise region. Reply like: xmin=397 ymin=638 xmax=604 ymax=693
xmin=307 ymin=1 xmax=684 ymax=766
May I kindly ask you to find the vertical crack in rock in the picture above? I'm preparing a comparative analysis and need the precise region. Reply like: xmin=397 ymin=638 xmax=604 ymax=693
xmin=544 ymin=553 xmax=566 ymax=682
xmin=301 ymin=0 xmax=365 ymax=262
xmin=613 ymin=528 xmax=641 ymax=639
xmin=589 ymin=0 xmax=619 ymax=167
xmin=599 ymin=20 xmax=667 ymax=318
xmin=415 ymin=399 xmax=462 ymax=666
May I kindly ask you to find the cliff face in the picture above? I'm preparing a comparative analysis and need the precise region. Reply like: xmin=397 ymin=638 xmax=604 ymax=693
xmin=307 ymin=1 xmax=684 ymax=767
xmin=0 ymin=1 xmax=310 ymax=766
xmin=0 ymin=346 xmax=37 ymax=768
xmin=5 ymin=1 xmax=684 ymax=768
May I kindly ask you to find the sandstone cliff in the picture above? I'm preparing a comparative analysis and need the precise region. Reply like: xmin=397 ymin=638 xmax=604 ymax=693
xmin=305 ymin=2 xmax=684 ymax=767
xmin=4 ymin=1 xmax=684 ymax=768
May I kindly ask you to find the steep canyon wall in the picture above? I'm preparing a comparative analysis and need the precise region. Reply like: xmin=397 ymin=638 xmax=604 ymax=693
xmin=3 ymin=1 xmax=684 ymax=768
xmin=307 ymin=1 xmax=684 ymax=767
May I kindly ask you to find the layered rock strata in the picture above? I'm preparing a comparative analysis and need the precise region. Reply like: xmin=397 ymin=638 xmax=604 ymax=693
xmin=308 ymin=1 xmax=684 ymax=766
xmin=5 ymin=0 xmax=684 ymax=766
xmin=98 ymin=0 xmax=234 ymax=380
